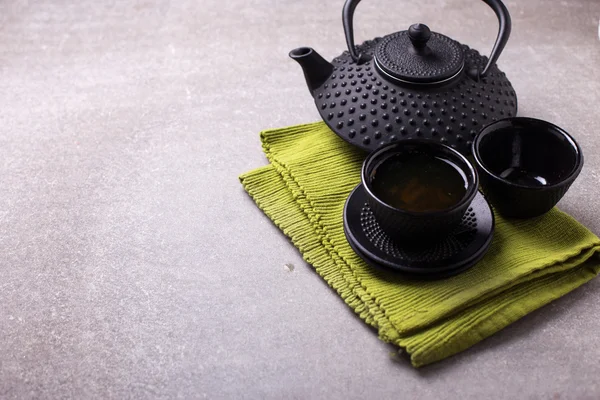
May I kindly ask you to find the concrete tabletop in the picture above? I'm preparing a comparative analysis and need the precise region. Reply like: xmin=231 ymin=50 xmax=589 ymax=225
xmin=1 ymin=0 xmax=599 ymax=398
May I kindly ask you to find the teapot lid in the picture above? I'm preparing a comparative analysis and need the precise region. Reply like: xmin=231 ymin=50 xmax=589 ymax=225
xmin=374 ymin=23 xmax=464 ymax=84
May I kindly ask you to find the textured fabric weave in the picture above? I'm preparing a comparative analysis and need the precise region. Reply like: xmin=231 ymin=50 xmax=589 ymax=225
xmin=239 ymin=121 xmax=600 ymax=367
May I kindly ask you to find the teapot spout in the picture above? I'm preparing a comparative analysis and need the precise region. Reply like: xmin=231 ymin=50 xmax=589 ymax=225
xmin=289 ymin=47 xmax=333 ymax=94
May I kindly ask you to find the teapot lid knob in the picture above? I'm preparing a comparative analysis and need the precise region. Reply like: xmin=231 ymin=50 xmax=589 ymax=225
xmin=408 ymin=23 xmax=431 ymax=50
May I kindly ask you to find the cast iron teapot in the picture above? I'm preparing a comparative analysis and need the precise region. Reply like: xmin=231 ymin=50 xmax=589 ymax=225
xmin=290 ymin=0 xmax=517 ymax=155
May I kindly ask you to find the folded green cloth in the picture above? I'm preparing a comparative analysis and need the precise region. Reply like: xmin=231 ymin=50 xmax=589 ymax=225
xmin=239 ymin=121 xmax=600 ymax=367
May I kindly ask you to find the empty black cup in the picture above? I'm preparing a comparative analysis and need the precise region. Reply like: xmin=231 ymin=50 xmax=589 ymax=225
xmin=361 ymin=140 xmax=479 ymax=243
xmin=472 ymin=118 xmax=583 ymax=218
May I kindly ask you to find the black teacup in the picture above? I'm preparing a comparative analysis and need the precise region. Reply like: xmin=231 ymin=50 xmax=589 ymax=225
xmin=472 ymin=118 xmax=584 ymax=218
xmin=361 ymin=140 xmax=479 ymax=243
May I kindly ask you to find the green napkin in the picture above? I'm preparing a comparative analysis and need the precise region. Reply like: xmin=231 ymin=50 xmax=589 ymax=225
xmin=239 ymin=121 xmax=600 ymax=367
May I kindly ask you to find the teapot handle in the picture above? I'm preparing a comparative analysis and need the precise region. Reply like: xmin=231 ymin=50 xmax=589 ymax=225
xmin=342 ymin=0 xmax=511 ymax=78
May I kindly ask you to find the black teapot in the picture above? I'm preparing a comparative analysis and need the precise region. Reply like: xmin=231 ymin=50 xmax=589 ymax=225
xmin=290 ymin=0 xmax=517 ymax=155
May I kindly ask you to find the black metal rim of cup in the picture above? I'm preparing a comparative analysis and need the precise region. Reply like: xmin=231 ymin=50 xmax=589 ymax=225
xmin=361 ymin=140 xmax=480 ymax=243
xmin=361 ymin=140 xmax=479 ymax=217
xmin=472 ymin=117 xmax=584 ymax=191
xmin=361 ymin=139 xmax=479 ymax=228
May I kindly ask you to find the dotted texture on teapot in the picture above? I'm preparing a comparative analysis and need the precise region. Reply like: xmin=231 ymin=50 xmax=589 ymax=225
xmin=313 ymin=39 xmax=518 ymax=155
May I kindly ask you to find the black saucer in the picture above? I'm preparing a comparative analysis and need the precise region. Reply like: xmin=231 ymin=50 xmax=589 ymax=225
xmin=343 ymin=184 xmax=495 ymax=278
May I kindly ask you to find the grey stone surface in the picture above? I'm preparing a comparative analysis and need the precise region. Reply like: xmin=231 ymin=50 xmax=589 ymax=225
xmin=0 ymin=0 xmax=599 ymax=398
